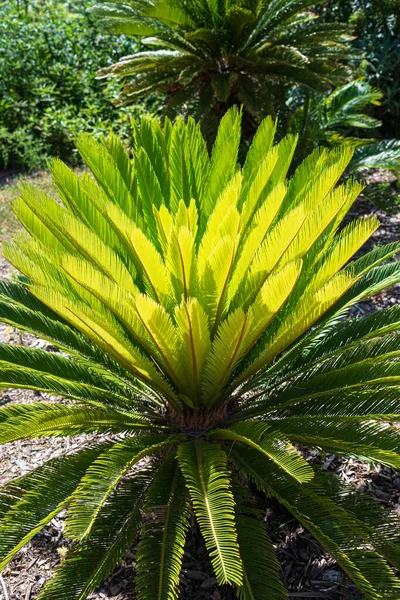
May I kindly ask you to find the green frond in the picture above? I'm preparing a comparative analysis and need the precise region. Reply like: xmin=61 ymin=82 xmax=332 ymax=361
xmin=174 ymin=298 xmax=211 ymax=405
xmin=202 ymin=107 xmax=241 ymax=221
xmin=65 ymin=434 xmax=178 ymax=541
xmin=209 ymin=421 xmax=314 ymax=483
xmin=242 ymin=116 xmax=277 ymax=184
xmin=0 ymin=448 xmax=107 ymax=571
xmin=1 ymin=109 xmax=400 ymax=600
xmin=0 ymin=403 xmax=154 ymax=444
xmin=0 ymin=284 xmax=149 ymax=397
xmin=318 ymin=470 xmax=400 ymax=570
xmin=231 ymin=446 xmax=400 ymax=600
xmin=37 ymin=467 xmax=154 ymax=600
xmin=166 ymin=225 xmax=197 ymax=303
xmin=201 ymin=307 xmax=250 ymax=404
xmin=236 ymin=512 xmax=288 ymax=600
xmin=177 ymin=440 xmax=243 ymax=586
xmin=136 ymin=457 xmax=191 ymax=600
xmin=350 ymin=139 xmax=400 ymax=171
xmin=275 ymin=417 xmax=400 ymax=469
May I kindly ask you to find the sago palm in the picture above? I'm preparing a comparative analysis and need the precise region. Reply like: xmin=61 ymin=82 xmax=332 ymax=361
xmin=289 ymin=79 xmax=400 ymax=171
xmin=1 ymin=109 xmax=400 ymax=599
xmin=94 ymin=0 xmax=357 ymax=135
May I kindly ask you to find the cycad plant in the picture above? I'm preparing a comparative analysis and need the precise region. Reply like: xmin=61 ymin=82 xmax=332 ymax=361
xmin=1 ymin=109 xmax=400 ymax=599
xmin=289 ymin=79 xmax=400 ymax=171
xmin=94 ymin=0 xmax=357 ymax=135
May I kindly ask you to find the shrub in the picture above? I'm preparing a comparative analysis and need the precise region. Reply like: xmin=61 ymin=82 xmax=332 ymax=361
xmin=1 ymin=109 xmax=400 ymax=599
xmin=319 ymin=0 xmax=400 ymax=137
xmin=0 ymin=0 xmax=143 ymax=170
xmin=288 ymin=79 xmax=400 ymax=171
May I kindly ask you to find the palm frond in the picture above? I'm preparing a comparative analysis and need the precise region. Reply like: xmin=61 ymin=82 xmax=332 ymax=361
xmin=178 ymin=440 xmax=243 ymax=586
xmin=231 ymin=446 xmax=400 ymax=599
xmin=65 ymin=435 xmax=178 ymax=540
xmin=0 ymin=448 xmax=107 ymax=571
xmin=37 ymin=467 xmax=154 ymax=600
xmin=0 ymin=403 xmax=154 ymax=444
xmin=136 ymin=457 xmax=191 ymax=600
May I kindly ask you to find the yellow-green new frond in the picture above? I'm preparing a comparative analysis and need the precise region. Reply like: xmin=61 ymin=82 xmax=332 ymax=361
xmin=13 ymin=187 xmax=76 ymax=254
xmin=284 ymin=147 xmax=354 ymax=216
xmin=130 ymin=227 xmax=171 ymax=306
xmin=310 ymin=216 xmax=380 ymax=292
xmin=167 ymin=226 xmax=196 ymax=303
xmin=175 ymin=298 xmax=211 ymax=405
xmin=202 ymin=106 xmax=241 ymax=220
xmin=240 ymin=148 xmax=280 ymax=230
xmin=246 ymin=260 xmax=303 ymax=354
xmin=168 ymin=123 xmax=192 ymax=211
xmin=154 ymin=204 xmax=174 ymax=255
xmin=175 ymin=198 xmax=199 ymax=239
xmin=31 ymin=285 xmax=176 ymax=403
xmin=93 ymin=199 xmax=170 ymax=305
xmin=234 ymin=206 xmax=305 ymax=309
xmin=57 ymin=215 xmax=138 ymax=295
xmin=198 ymin=171 xmax=243 ymax=277
xmin=266 ymin=134 xmax=298 ymax=191
xmin=199 ymin=232 xmax=239 ymax=328
xmin=80 ymin=171 xmax=140 ymax=251
xmin=134 ymin=294 xmax=185 ymax=392
xmin=237 ymin=271 xmax=355 ymax=383
xmin=3 ymin=238 xmax=71 ymax=294
xmin=281 ymin=184 xmax=355 ymax=265
xmin=14 ymin=187 xmax=138 ymax=294
xmin=242 ymin=115 xmax=277 ymax=183
xmin=228 ymin=183 xmax=287 ymax=305
xmin=59 ymin=256 xmax=152 ymax=352
xmin=201 ymin=308 xmax=251 ymax=404
xmin=76 ymin=133 xmax=140 ymax=223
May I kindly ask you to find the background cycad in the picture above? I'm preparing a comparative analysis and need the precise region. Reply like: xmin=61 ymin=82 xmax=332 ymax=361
xmin=0 ymin=108 xmax=400 ymax=599
xmin=289 ymin=78 xmax=400 ymax=170
xmin=93 ymin=0 xmax=358 ymax=136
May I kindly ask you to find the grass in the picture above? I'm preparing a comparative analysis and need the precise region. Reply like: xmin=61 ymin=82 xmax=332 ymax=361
xmin=0 ymin=170 xmax=59 ymax=242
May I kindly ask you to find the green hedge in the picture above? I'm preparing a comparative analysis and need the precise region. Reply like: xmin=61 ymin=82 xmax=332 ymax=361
xmin=0 ymin=0 xmax=144 ymax=170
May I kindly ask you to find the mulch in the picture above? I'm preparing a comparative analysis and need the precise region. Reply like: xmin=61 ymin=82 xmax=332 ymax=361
xmin=0 ymin=173 xmax=399 ymax=600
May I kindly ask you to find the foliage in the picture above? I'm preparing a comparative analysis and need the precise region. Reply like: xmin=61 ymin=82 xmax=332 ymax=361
xmin=288 ymin=79 xmax=400 ymax=172
xmin=0 ymin=0 xmax=146 ymax=170
xmin=363 ymin=181 xmax=400 ymax=213
xmin=93 ymin=0 xmax=359 ymax=139
xmin=319 ymin=0 xmax=400 ymax=136
xmin=1 ymin=109 xmax=400 ymax=599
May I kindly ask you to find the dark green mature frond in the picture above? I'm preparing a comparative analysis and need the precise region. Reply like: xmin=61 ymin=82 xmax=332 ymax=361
xmin=231 ymin=446 xmax=400 ymax=599
xmin=234 ymin=491 xmax=288 ymax=600
xmin=178 ymin=440 xmax=243 ymax=586
xmin=65 ymin=435 xmax=178 ymax=540
xmin=209 ymin=421 xmax=314 ymax=483
xmin=37 ymin=468 xmax=154 ymax=600
xmin=0 ymin=448 xmax=107 ymax=571
xmin=350 ymin=139 xmax=400 ymax=170
xmin=289 ymin=79 xmax=400 ymax=174
xmin=275 ymin=418 xmax=400 ymax=468
xmin=136 ymin=457 xmax=191 ymax=600
xmin=0 ymin=343 xmax=132 ymax=398
xmin=0 ymin=403 xmax=154 ymax=443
